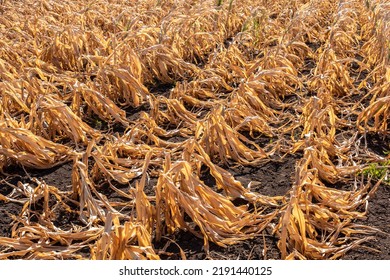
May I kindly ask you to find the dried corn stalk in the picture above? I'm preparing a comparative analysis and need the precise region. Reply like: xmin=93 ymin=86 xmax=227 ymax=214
xmin=155 ymin=154 xmax=277 ymax=252
xmin=92 ymin=213 xmax=159 ymax=260
xmin=0 ymin=125 xmax=73 ymax=169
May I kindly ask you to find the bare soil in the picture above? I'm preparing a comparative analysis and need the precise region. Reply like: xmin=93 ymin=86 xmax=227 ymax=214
xmin=1 ymin=147 xmax=389 ymax=260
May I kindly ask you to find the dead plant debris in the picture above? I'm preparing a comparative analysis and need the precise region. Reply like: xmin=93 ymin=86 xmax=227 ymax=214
xmin=0 ymin=0 xmax=389 ymax=260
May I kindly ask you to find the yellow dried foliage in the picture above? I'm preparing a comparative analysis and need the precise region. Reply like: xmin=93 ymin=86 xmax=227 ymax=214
xmin=0 ymin=0 xmax=388 ymax=260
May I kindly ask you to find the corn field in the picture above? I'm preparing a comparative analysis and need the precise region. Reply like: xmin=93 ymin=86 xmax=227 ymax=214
xmin=0 ymin=0 xmax=389 ymax=260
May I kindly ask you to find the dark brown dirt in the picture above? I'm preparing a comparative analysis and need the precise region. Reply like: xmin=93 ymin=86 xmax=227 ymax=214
xmin=1 ymin=80 xmax=388 ymax=259
xmin=153 ymin=153 xmax=390 ymax=260
xmin=1 ymin=149 xmax=389 ymax=260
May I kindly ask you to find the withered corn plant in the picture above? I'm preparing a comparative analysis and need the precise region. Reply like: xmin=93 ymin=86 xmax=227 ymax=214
xmin=0 ymin=0 xmax=389 ymax=260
